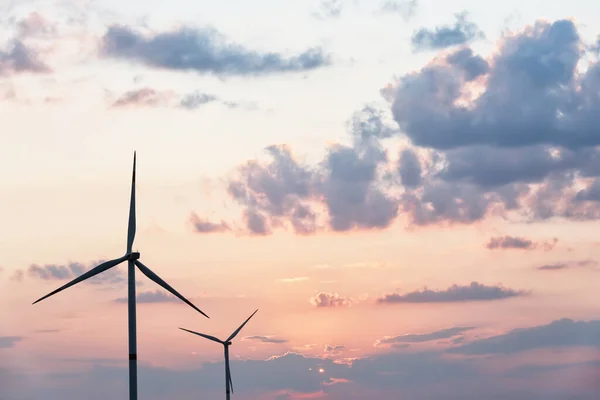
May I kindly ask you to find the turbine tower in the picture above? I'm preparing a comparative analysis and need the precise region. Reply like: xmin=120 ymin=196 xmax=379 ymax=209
xmin=32 ymin=152 xmax=209 ymax=400
xmin=180 ymin=309 xmax=259 ymax=400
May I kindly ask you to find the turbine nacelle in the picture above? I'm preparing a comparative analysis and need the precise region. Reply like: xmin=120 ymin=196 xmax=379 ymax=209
xmin=225 ymin=341 xmax=232 ymax=346
xmin=126 ymin=252 xmax=141 ymax=261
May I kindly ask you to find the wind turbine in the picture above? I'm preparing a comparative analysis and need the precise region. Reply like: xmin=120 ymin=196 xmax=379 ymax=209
xmin=32 ymin=152 xmax=209 ymax=400
xmin=180 ymin=309 xmax=259 ymax=400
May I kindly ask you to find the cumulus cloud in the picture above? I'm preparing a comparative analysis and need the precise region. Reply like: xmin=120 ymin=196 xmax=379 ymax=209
xmin=411 ymin=12 xmax=485 ymax=51
xmin=375 ymin=326 xmax=474 ymax=346
xmin=449 ymin=318 xmax=600 ymax=355
xmin=243 ymin=336 xmax=289 ymax=344
xmin=194 ymin=19 xmax=600 ymax=233
xmin=100 ymin=25 xmax=330 ymax=76
xmin=114 ymin=290 xmax=178 ymax=304
xmin=309 ymin=292 xmax=353 ymax=308
xmin=377 ymin=282 xmax=527 ymax=304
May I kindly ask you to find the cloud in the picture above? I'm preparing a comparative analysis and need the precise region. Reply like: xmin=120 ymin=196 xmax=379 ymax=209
xmin=224 ymin=106 xmax=398 ymax=235
xmin=312 ymin=0 xmax=344 ymax=20
xmin=278 ymin=277 xmax=310 ymax=283
xmin=25 ymin=260 xmax=127 ymax=287
xmin=100 ymin=25 xmax=330 ymax=76
xmin=179 ymin=91 xmax=218 ymax=109
xmin=536 ymin=259 xmax=597 ymax=271
xmin=380 ymin=0 xmax=418 ymax=20
xmin=486 ymin=236 xmax=558 ymax=251
xmin=0 ymin=336 xmax=23 ymax=348
xmin=198 ymin=18 xmax=600 ymax=233
xmin=243 ymin=336 xmax=289 ymax=344
xmin=411 ymin=12 xmax=485 ymax=51
xmin=0 ymin=39 xmax=51 ymax=75
xmin=114 ymin=290 xmax=178 ymax=304
xmin=111 ymin=87 xmax=173 ymax=108
xmin=375 ymin=326 xmax=474 ymax=346
xmin=190 ymin=213 xmax=230 ymax=234
xmin=377 ymin=282 xmax=527 ymax=304
xmin=449 ymin=318 xmax=600 ymax=355
xmin=309 ymin=292 xmax=353 ymax=308
xmin=485 ymin=235 xmax=534 ymax=250
xmin=324 ymin=344 xmax=346 ymax=355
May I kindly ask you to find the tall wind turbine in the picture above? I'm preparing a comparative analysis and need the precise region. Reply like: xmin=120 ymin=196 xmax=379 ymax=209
xmin=180 ymin=309 xmax=259 ymax=400
xmin=32 ymin=152 xmax=209 ymax=400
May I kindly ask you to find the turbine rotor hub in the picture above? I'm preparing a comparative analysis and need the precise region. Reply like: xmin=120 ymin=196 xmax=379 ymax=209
xmin=126 ymin=252 xmax=140 ymax=260
xmin=225 ymin=341 xmax=232 ymax=346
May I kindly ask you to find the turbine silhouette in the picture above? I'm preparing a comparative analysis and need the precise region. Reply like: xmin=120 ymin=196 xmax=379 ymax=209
xmin=32 ymin=152 xmax=209 ymax=400
xmin=180 ymin=309 xmax=259 ymax=400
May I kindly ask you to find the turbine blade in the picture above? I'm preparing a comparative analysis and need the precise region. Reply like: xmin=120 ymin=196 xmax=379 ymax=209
xmin=32 ymin=256 xmax=126 ymax=305
xmin=127 ymin=151 xmax=136 ymax=253
xmin=134 ymin=260 xmax=209 ymax=318
xmin=227 ymin=309 xmax=259 ymax=342
xmin=225 ymin=351 xmax=234 ymax=394
xmin=178 ymin=328 xmax=223 ymax=344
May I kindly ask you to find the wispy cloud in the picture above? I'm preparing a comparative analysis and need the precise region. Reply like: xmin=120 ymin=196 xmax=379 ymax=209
xmin=375 ymin=326 xmax=474 ymax=347
xmin=243 ymin=335 xmax=289 ymax=344
xmin=377 ymin=282 xmax=528 ymax=304
xmin=536 ymin=259 xmax=597 ymax=271
xmin=278 ymin=277 xmax=309 ymax=283
xmin=100 ymin=25 xmax=330 ymax=76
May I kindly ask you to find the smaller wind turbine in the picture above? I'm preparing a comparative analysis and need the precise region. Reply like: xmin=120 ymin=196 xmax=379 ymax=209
xmin=180 ymin=309 xmax=258 ymax=400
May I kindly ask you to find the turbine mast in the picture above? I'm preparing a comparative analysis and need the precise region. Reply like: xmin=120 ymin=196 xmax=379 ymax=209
xmin=225 ymin=343 xmax=231 ymax=400
xmin=128 ymin=151 xmax=138 ymax=400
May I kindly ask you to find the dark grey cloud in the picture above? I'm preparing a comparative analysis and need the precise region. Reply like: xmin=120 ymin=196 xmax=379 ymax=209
xmin=100 ymin=25 xmax=330 ymax=76
xmin=411 ymin=12 xmax=485 ymax=51
xmin=376 ymin=326 xmax=474 ymax=346
xmin=486 ymin=236 xmax=534 ymax=250
xmin=12 ymin=347 xmax=600 ymax=399
xmin=25 ymin=260 xmax=128 ymax=288
xmin=223 ymin=106 xmax=398 ymax=235
xmin=0 ymin=336 xmax=23 ymax=348
xmin=389 ymin=19 xmax=600 ymax=226
xmin=189 ymin=212 xmax=230 ymax=234
xmin=449 ymin=318 xmax=600 ymax=355
xmin=309 ymin=292 xmax=352 ymax=308
xmin=377 ymin=282 xmax=527 ymax=304
xmin=115 ymin=290 xmax=178 ymax=304
xmin=243 ymin=336 xmax=289 ymax=344
xmin=209 ymin=19 xmax=600 ymax=232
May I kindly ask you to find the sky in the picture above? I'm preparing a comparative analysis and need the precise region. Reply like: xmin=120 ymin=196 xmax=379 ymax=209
xmin=3 ymin=0 xmax=600 ymax=398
